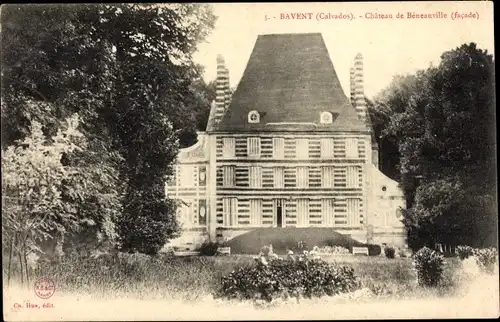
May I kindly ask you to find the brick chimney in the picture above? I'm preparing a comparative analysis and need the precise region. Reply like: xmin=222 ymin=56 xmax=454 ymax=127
xmin=352 ymin=53 xmax=367 ymax=123
xmin=224 ymin=66 xmax=231 ymax=109
xmin=350 ymin=66 xmax=355 ymax=104
xmin=215 ymin=55 xmax=230 ymax=122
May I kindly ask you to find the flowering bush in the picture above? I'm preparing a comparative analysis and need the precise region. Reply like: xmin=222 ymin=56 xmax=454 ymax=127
xmin=259 ymin=245 xmax=274 ymax=257
xmin=214 ymin=256 xmax=360 ymax=303
xmin=384 ymin=246 xmax=396 ymax=259
xmin=456 ymin=245 xmax=474 ymax=260
xmin=397 ymin=248 xmax=409 ymax=258
xmin=312 ymin=245 xmax=350 ymax=255
xmin=472 ymin=247 xmax=498 ymax=274
xmin=413 ymin=246 xmax=444 ymax=287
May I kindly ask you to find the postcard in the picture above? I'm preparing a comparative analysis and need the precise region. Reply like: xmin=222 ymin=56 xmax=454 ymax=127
xmin=2 ymin=1 xmax=497 ymax=321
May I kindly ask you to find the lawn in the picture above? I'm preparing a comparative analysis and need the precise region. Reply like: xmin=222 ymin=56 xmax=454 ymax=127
xmin=7 ymin=253 xmax=459 ymax=301
xmin=3 ymin=253 xmax=499 ymax=320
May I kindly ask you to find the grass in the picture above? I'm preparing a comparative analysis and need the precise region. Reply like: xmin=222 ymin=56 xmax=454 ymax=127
xmin=4 ymin=253 xmax=498 ymax=320
xmin=26 ymin=255 xmax=251 ymax=301
xmin=4 ymin=253 xmax=462 ymax=302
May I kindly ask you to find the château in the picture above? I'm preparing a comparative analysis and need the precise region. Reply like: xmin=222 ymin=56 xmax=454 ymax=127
xmin=165 ymin=33 xmax=406 ymax=250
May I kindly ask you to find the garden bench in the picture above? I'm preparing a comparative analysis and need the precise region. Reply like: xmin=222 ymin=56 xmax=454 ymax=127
xmin=173 ymin=251 xmax=200 ymax=257
xmin=352 ymin=247 xmax=369 ymax=256
xmin=217 ymin=247 xmax=231 ymax=255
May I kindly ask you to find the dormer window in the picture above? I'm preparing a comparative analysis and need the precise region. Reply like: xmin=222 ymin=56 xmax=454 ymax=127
xmin=320 ymin=112 xmax=333 ymax=124
xmin=248 ymin=110 xmax=260 ymax=123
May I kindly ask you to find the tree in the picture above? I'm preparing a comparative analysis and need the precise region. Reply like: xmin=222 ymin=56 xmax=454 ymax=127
xmin=379 ymin=43 xmax=496 ymax=249
xmin=93 ymin=4 xmax=215 ymax=254
xmin=1 ymin=4 xmax=217 ymax=256
xmin=2 ymin=114 xmax=120 ymax=284
xmin=370 ymin=74 xmax=420 ymax=181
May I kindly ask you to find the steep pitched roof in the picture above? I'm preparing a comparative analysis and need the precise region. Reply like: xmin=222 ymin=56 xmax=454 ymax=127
xmin=214 ymin=33 xmax=368 ymax=133
xmin=205 ymin=100 xmax=218 ymax=132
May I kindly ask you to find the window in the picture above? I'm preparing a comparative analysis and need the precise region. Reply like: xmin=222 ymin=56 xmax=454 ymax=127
xmin=222 ymin=137 xmax=235 ymax=158
xmin=178 ymin=200 xmax=194 ymax=228
xmin=346 ymin=166 xmax=359 ymax=188
xmin=345 ymin=138 xmax=358 ymax=158
xmin=274 ymin=167 xmax=284 ymax=188
xmin=297 ymin=199 xmax=309 ymax=227
xmin=347 ymin=198 xmax=360 ymax=226
xmin=320 ymin=138 xmax=334 ymax=158
xmin=249 ymin=199 xmax=262 ymax=226
xmin=296 ymin=138 xmax=309 ymax=159
xmin=321 ymin=166 xmax=334 ymax=188
xmin=198 ymin=166 xmax=207 ymax=186
xmin=273 ymin=137 xmax=285 ymax=159
xmin=248 ymin=137 xmax=261 ymax=157
xmin=179 ymin=165 xmax=194 ymax=187
xmin=222 ymin=198 xmax=238 ymax=226
xmin=222 ymin=166 xmax=235 ymax=187
xmin=198 ymin=199 xmax=207 ymax=225
xmin=297 ymin=167 xmax=309 ymax=188
xmin=248 ymin=110 xmax=260 ymax=123
xmin=320 ymin=112 xmax=333 ymax=124
xmin=322 ymin=199 xmax=335 ymax=226
xmin=249 ymin=166 xmax=262 ymax=188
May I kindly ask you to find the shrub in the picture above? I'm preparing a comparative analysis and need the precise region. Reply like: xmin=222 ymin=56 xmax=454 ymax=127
xmin=413 ymin=247 xmax=444 ymax=287
xmin=384 ymin=246 xmax=395 ymax=259
xmin=197 ymin=241 xmax=220 ymax=256
xmin=456 ymin=245 xmax=474 ymax=260
xmin=397 ymin=248 xmax=408 ymax=258
xmin=214 ymin=257 xmax=360 ymax=303
xmin=366 ymin=244 xmax=381 ymax=256
xmin=473 ymin=247 xmax=498 ymax=274
xmin=259 ymin=245 xmax=273 ymax=257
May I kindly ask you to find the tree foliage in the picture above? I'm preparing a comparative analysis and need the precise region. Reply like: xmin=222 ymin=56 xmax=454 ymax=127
xmin=373 ymin=43 xmax=496 ymax=249
xmin=1 ymin=4 xmax=216 ymax=258
xmin=2 ymin=115 xmax=121 ymax=284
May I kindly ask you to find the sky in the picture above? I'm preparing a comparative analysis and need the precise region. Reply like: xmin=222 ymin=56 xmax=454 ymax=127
xmin=193 ymin=2 xmax=494 ymax=99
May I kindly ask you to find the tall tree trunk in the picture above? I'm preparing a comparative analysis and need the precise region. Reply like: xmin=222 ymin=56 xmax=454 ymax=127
xmin=18 ymin=249 xmax=24 ymax=286
xmin=7 ymin=233 xmax=16 ymax=287
xmin=23 ymin=237 xmax=30 ymax=286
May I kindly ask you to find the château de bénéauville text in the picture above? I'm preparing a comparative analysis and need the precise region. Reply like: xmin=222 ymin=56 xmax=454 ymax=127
xmin=278 ymin=11 xmax=448 ymax=20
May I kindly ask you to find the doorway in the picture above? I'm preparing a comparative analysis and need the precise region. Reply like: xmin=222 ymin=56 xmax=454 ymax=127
xmin=275 ymin=199 xmax=285 ymax=228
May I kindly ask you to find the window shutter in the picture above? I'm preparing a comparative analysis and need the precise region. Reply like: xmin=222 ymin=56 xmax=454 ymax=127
xmin=322 ymin=199 xmax=335 ymax=226
xmin=223 ymin=137 xmax=235 ymax=158
xmin=249 ymin=166 xmax=262 ymax=188
xmin=346 ymin=138 xmax=358 ymax=158
xmin=296 ymin=138 xmax=309 ymax=159
xmin=248 ymin=137 xmax=261 ymax=157
xmin=346 ymin=166 xmax=359 ymax=188
xmin=223 ymin=198 xmax=238 ymax=227
xmin=274 ymin=167 xmax=284 ymax=188
xmin=297 ymin=167 xmax=309 ymax=188
xmin=347 ymin=198 xmax=360 ymax=226
xmin=320 ymin=138 xmax=334 ymax=158
xmin=273 ymin=137 xmax=285 ymax=159
xmin=223 ymin=166 xmax=235 ymax=187
xmin=297 ymin=199 xmax=309 ymax=227
xmin=322 ymin=166 xmax=334 ymax=188
xmin=250 ymin=199 xmax=262 ymax=226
